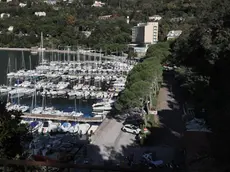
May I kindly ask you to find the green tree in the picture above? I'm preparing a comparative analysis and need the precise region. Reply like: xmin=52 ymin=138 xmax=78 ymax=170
xmin=170 ymin=0 xmax=230 ymax=166
xmin=115 ymin=41 xmax=171 ymax=112
xmin=0 ymin=102 xmax=29 ymax=159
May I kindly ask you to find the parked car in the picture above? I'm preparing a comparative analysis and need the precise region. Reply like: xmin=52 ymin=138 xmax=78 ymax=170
xmin=123 ymin=115 xmax=144 ymax=127
xmin=142 ymin=153 xmax=163 ymax=167
xmin=121 ymin=124 xmax=141 ymax=134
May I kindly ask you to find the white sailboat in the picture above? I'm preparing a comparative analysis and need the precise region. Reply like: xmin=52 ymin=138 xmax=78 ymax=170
xmin=7 ymin=84 xmax=29 ymax=112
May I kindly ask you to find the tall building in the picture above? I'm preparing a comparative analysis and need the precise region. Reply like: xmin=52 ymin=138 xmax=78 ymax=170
xmin=131 ymin=22 xmax=158 ymax=44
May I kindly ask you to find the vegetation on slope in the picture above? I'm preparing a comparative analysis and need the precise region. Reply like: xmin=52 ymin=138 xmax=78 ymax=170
xmin=115 ymin=42 xmax=171 ymax=112
xmin=169 ymin=0 xmax=230 ymax=167
xmin=0 ymin=0 xmax=214 ymax=52
xmin=0 ymin=102 xmax=30 ymax=159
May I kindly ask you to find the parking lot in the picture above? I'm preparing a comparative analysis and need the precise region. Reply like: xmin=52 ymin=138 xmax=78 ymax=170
xmin=86 ymin=117 xmax=176 ymax=166
xmin=85 ymin=73 xmax=185 ymax=168
xmin=87 ymin=118 xmax=135 ymax=164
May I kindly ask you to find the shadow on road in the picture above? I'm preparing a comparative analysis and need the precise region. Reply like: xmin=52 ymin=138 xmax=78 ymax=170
xmin=140 ymin=71 xmax=186 ymax=167
xmin=85 ymin=71 xmax=186 ymax=170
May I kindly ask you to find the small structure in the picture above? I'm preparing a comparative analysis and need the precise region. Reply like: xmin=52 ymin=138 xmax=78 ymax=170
xmin=92 ymin=1 xmax=105 ymax=7
xmin=0 ymin=13 xmax=10 ymax=19
xmin=184 ymin=117 xmax=212 ymax=172
xmin=128 ymin=44 xmax=148 ymax=58
xmin=19 ymin=3 xmax=27 ymax=7
xmin=44 ymin=0 xmax=57 ymax=5
xmin=127 ymin=16 xmax=130 ymax=24
xmin=170 ymin=17 xmax=185 ymax=22
xmin=133 ymin=46 xmax=148 ymax=57
xmin=186 ymin=118 xmax=211 ymax=133
xmin=98 ymin=15 xmax=112 ymax=20
xmin=149 ymin=15 xmax=162 ymax=21
xmin=8 ymin=26 xmax=14 ymax=32
xmin=35 ymin=12 xmax=46 ymax=17
xmin=81 ymin=31 xmax=91 ymax=38
xmin=167 ymin=30 xmax=182 ymax=40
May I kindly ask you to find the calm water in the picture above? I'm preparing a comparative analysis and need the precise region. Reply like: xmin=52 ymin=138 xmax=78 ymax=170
xmin=0 ymin=50 xmax=96 ymax=116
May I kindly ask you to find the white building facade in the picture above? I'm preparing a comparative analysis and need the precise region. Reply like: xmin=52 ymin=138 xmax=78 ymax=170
xmin=132 ymin=22 xmax=158 ymax=44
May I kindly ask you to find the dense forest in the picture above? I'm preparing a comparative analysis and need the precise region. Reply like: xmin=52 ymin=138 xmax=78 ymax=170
xmin=168 ymin=0 xmax=230 ymax=169
xmin=115 ymin=0 xmax=230 ymax=169
xmin=0 ymin=0 xmax=210 ymax=52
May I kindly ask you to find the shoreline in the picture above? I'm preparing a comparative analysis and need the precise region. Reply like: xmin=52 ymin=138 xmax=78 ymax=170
xmin=0 ymin=47 xmax=127 ymax=60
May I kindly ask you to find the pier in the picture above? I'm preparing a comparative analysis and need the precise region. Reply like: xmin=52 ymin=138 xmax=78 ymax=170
xmin=0 ymin=47 xmax=127 ymax=61
xmin=22 ymin=113 xmax=104 ymax=123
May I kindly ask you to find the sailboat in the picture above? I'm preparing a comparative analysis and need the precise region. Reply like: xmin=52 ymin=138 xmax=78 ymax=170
xmin=70 ymin=97 xmax=83 ymax=117
xmin=6 ymin=57 xmax=15 ymax=79
xmin=6 ymin=81 xmax=30 ymax=113
xmin=21 ymin=51 xmax=26 ymax=70
xmin=39 ymin=32 xmax=46 ymax=64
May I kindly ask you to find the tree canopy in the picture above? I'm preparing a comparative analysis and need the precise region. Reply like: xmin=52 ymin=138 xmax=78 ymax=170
xmin=115 ymin=41 xmax=170 ymax=112
xmin=169 ymin=0 xmax=230 ymax=165
xmin=0 ymin=102 xmax=29 ymax=159
xmin=0 ymin=0 xmax=217 ymax=53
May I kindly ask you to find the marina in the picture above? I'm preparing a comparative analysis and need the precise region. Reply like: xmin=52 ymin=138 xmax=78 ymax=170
xmin=0 ymin=41 xmax=135 ymax=164
xmin=0 ymin=41 xmax=135 ymax=122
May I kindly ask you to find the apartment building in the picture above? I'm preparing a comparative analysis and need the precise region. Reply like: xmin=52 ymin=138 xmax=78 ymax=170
xmin=132 ymin=22 xmax=158 ymax=44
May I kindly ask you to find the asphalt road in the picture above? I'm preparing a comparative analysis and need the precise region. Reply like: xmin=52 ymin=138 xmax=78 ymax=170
xmin=154 ymin=72 xmax=185 ymax=165
xmin=87 ymin=118 xmax=135 ymax=164
xmin=86 ymin=72 xmax=185 ymax=167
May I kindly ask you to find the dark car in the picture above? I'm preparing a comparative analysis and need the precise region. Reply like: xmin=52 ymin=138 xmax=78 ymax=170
xmin=123 ymin=116 xmax=144 ymax=127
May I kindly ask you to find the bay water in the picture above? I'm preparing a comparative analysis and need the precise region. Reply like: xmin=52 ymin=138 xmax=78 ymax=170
xmin=0 ymin=50 xmax=96 ymax=117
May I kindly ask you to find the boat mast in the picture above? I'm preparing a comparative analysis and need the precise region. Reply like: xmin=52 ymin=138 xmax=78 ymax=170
xmin=31 ymin=92 xmax=34 ymax=113
xmin=6 ymin=57 xmax=11 ymax=85
xmin=74 ymin=97 xmax=77 ymax=112
xmin=41 ymin=32 xmax=44 ymax=63
xmin=15 ymin=58 xmax=17 ymax=72
xmin=17 ymin=82 xmax=20 ymax=105
xmin=29 ymin=55 xmax=32 ymax=70
xmin=34 ymin=88 xmax=37 ymax=108
xmin=67 ymin=46 xmax=70 ymax=62
xmin=7 ymin=56 xmax=11 ymax=73
xmin=21 ymin=51 xmax=26 ymax=69
xmin=7 ymin=93 xmax=10 ymax=103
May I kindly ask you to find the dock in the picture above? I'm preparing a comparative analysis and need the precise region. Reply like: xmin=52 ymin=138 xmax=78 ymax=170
xmin=22 ymin=113 xmax=104 ymax=123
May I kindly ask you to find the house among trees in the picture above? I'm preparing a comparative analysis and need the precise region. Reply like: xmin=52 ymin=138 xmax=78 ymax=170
xmin=167 ymin=30 xmax=182 ymax=40
xmin=0 ymin=13 xmax=10 ymax=19
xmin=92 ymin=1 xmax=105 ymax=7
xmin=149 ymin=15 xmax=162 ymax=21
xmin=34 ymin=12 xmax=46 ymax=17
